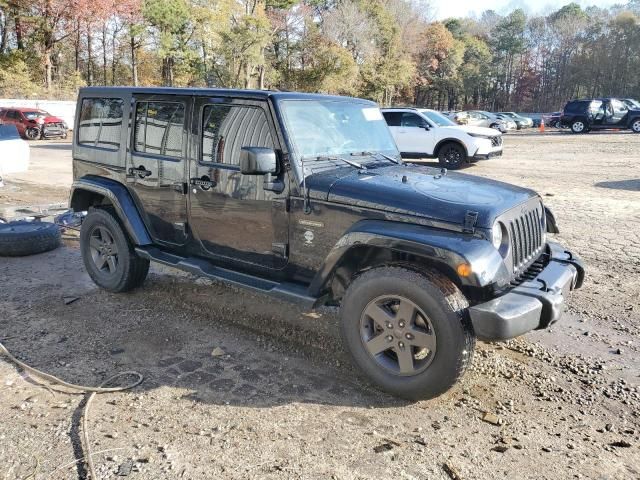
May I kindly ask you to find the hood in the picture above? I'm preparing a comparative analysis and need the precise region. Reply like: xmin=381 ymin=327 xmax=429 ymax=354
xmin=306 ymin=164 xmax=537 ymax=229
xmin=444 ymin=125 xmax=501 ymax=137
xmin=43 ymin=115 xmax=64 ymax=124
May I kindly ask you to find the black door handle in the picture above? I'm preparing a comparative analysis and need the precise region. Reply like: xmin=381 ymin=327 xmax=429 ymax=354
xmin=190 ymin=177 xmax=216 ymax=190
xmin=129 ymin=166 xmax=152 ymax=178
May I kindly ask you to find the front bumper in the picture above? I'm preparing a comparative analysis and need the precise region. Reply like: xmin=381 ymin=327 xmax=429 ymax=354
xmin=469 ymin=242 xmax=585 ymax=341
xmin=472 ymin=150 xmax=503 ymax=161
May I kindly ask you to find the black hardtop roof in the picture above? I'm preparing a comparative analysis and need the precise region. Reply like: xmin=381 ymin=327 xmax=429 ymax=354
xmin=78 ymin=86 xmax=374 ymax=104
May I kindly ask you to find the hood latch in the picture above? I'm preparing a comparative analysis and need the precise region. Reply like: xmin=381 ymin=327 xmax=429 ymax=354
xmin=463 ymin=210 xmax=479 ymax=233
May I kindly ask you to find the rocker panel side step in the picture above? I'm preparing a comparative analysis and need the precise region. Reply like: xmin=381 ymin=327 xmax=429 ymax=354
xmin=135 ymin=246 xmax=318 ymax=308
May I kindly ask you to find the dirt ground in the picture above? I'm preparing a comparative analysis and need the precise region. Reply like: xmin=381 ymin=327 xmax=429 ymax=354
xmin=1 ymin=132 xmax=639 ymax=480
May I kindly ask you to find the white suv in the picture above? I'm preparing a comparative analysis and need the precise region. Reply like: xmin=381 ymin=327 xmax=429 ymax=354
xmin=382 ymin=108 xmax=503 ymax=169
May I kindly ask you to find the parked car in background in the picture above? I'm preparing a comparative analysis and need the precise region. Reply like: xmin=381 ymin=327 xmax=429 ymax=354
xmin=0 ymin=107 xmax=68 ymax=140
xmin=464 ymin=111 xmax=512 ymax=133
xmin=0 ymin=124 xmax=30 ymax=185
xmin=543 ymin=112 xmax=563 ymax=128
xmin=561 ymin=98 xmax=640 ymax=134
xmin=443 ymin=111 xmax=469 ymax=125
xmin=497 ymin=112 xmax=533 ymax=129
xmin=382 ymin=107 xmax=503 ymax=169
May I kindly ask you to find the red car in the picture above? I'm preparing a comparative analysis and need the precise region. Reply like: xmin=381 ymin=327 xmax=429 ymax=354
xmin=0 ymin=107 xmax=68 ymax=140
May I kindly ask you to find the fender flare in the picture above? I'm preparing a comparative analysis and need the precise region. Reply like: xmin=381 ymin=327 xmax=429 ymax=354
xmin=308 ymin=220 xmax=510 ymax=297
xmin=69 ymin=176 xmax=152 ymax=245
xmin=433 ymin=138 xmax=469 ymax=158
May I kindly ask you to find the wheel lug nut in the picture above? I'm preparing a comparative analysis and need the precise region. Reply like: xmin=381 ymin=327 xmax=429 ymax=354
xmin=398 ymin=342 xmax=405 ymax=348
xmin=386 ymin=322 xmax=393 ymax=329
xmin=398 ymin=321 xmax=405 ymax=328
xmin=405 ymin=333 xmax=414 ymax=340
xmin=386 ymin=335 xmax=393 ymax=342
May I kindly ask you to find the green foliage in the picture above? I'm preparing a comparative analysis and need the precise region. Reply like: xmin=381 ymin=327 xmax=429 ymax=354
xmin=0 ymin=54 xmax=42 ymax=98
xmin=0 ymin=0 xmax=638 ymax=110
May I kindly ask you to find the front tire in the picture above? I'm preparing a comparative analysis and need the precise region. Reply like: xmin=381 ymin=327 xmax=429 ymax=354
xmin=80 ymin=207 xmax=149 ymax=292
xmin=437 ymin=142 xmax=466 ymax=169
xmin=339 ymin=266 xmax=476 ymax=400
xmin=25 ymin=127 xmax=40 ymax=140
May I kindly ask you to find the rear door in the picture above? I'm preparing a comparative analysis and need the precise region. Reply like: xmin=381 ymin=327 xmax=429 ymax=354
xmin=188 ymin=97 xmax=289 ymax=270
xmin=126 ymin=95 xmax=191 ymax=247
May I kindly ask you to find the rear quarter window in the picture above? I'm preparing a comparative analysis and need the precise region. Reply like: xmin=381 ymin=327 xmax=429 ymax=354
xmin=78 ymin=98 xmax=124 ymax=150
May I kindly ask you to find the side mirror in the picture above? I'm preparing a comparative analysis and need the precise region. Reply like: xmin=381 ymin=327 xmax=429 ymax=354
xmin=240 ymin=147 xmax=278 ymax=175
xmin=421 ymin=124 xmax=430 ymax=130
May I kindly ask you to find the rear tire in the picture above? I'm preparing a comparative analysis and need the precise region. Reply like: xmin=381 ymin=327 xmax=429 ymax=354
xmin=631 ymin=119 xmax=640 ymax=133
xmin=571 ymin=120 xmax=586 ymax=134
xmin=339 ymin=266 xmax=475 ymax=400
xmin=437 ymin=142 xmax=466 ymax=170
xmin=80 ymin=207 xmax=149 ymax=292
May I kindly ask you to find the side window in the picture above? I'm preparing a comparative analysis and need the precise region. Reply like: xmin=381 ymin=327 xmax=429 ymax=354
xmin=78 ymin=98 xmax=124 ymax=150
xmin=382 ymin=112 xmax=402 ymax=127
xmin=7 ymin=110 xmax=18 ymax=120
xmin=400 ymin=113 xmax=426 ymax=128
xmin=201 ymin=104 xmax=273 ymax=165
xmin=134 ymin=101 xmax=185 ymax=158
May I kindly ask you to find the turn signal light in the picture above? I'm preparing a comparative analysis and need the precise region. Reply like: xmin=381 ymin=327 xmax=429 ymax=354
xmin=457 ymin=263 xmax=472 ymax=277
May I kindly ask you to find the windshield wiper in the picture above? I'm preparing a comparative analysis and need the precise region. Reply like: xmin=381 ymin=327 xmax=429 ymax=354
xmin=311 ymin=155 xmax=367 ymax=171
xmin=350 ymin=151 xmax=401 ymax=165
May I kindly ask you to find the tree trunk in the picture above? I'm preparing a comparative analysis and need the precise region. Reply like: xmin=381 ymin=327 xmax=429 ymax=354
xmin=14 ymin=12 xmax=24 ymax=50
xmin=102 ymin=25 xmax=108 ymax=85
xmin=75 ymin=22 xmax=81 ymax=72
xmin=131 ymin=35 xmax=138 ymax=86
xmin=87 ymin=29 xmax=93 ymax=86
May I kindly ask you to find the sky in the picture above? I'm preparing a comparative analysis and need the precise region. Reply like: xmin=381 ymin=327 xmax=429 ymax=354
xmin=431 ymin=0 xmax=624 ymax=20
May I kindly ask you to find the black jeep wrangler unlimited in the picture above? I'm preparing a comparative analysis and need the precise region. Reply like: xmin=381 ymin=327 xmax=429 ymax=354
xmin=70 ymin=87 xmax=584 ymax=400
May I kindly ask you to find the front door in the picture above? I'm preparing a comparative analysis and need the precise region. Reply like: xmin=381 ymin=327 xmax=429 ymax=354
xmin=188 ymin=97 xmax=289 ymax=270
xmin=126 ymin=95 xmax=190 ymax=246
xmin=399 ymin=112 xmax=434 ymax=154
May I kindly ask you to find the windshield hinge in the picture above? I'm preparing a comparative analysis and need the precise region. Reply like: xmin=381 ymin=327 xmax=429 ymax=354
xmin=463 ymin=210 xmax=479 ymax=233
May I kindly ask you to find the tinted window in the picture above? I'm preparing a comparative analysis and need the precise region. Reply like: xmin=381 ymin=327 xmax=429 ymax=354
xmin=382 ymin=111 xmax=402 ymax=127
xmin=201 ymin=105 xmax=273 ymax=165
xmin=565 ymin=101 xmax=587 ymax=114
xmin=78 ymin=98 xmax=124 ymax=150
xmin=401 ymin=113 xmax=426 ymax=127
xmin=7 ymin=110 xmax=19 ymax=120
xmin=135 ymin=102 xmax=185 ymax=158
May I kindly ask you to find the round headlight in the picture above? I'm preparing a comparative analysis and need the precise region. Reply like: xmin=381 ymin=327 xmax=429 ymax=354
xmin=491 ymin=222 xmax=503 ymax=249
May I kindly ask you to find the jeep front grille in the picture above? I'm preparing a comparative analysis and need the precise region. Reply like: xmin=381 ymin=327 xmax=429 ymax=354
xmin=491 ymin=136 xmax=502 ymax=147
xmin=507 ymin=205 xmax=544 ymax=274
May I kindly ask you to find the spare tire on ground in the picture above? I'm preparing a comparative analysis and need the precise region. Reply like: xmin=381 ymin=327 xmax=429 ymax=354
xmin=0 ymin=221 xmax=62 ymax=256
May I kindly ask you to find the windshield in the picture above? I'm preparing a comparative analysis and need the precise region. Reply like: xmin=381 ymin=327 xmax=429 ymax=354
xmin=420 ymin=110 xmax=456 ymax=127
xmin=278 ymin=100 xmax=398 ymax=162
xmin=23 ymin=111 xmax=48 ymax=120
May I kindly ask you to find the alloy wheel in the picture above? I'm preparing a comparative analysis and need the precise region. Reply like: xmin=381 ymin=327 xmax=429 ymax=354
xmin=572 ymin=121 xmax=584 ymax=133
xmin=359 ymin=295 xmax=437 ymax=376
xmin=632 ymin=120 xmax=640 ymax=133
xmin=443 ymin=146 xmax=462 ymax=166
xmin=25 ymin=127 xmax=40 ymax=140
xmin=89 ymin=226 xmax=119 ymax=274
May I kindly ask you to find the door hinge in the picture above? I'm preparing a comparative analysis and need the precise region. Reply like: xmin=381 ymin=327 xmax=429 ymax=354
xmin=463 ymin=210 xmax=478 ymax=233
xmin=272 ymin=243 xmax=288 ymax=257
